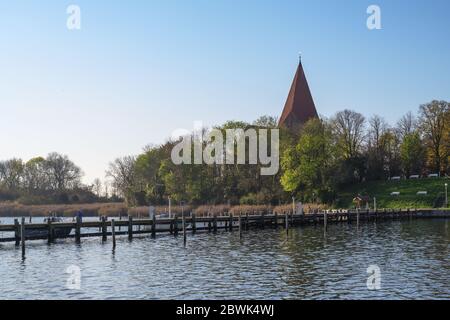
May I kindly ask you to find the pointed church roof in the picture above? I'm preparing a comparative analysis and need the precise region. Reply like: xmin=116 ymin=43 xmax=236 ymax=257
xmin=278 ymin=60 xmax=318 ymax=129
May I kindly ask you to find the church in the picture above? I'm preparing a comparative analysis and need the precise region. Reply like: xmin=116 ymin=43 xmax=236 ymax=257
xmin=278 ymin=60 xmax=318 ymax=130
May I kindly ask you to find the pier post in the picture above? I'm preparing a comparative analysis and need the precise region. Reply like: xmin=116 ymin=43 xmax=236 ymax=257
xmin=238 ymin=213 xmax=242 ymax=239
xmin=151 ymin=213 xmax=156 ymax=238
xmin=274 ymin=211 xmax=278 ymax=228
xmin=192 ymin=213 xmax=196 ymax=234
xmin=229 ymin=213 xmax=233 ymax=232
xmin=128 ymin=216 xmax=133 ymax=240
xmin=323 ymin=211 xmax=327 ymax=231
xmin=75 ymin=216 xmax=81 ymax=243
xmin=47 ymin=219 xmax=54 ymax=244
xmin=111 ymin=219 xmax=116 ymax=249
xmin=101 ymin=216 xmax=107 ymax=242
xmin=174 ymin=215 xmax=178 ymax=235
xmin=213 ymin=214 xmax=217 ymax=233
xmin=260 ymin=211 xmax=265 ymax=229
xmin=285 ymin=211 xmax=289 ymax=235
xmin=14 ymin=219 xmax=20 ymax=246
xmin=182 ymin=215 xmax=186 ymax=245
xmin=357 ymin=209 xmax=360 ymax=227
xmin=245 ymin=212 xmax=249 ymax=231
xmin=21 ymin=217 xmax=25 ymax=256
xmin=291 ymin=211 xmax=295 ymax=226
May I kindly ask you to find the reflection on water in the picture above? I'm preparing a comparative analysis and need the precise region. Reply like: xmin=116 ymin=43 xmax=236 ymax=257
xmin=0 ymin=219 xmax=449 ymax=299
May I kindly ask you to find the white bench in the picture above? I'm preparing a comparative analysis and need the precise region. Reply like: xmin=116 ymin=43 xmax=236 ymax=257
xmin=428 ymin=173 xmax=439 ymax=178
xmin=390 ymin=176 xmax=401 ymax=181
xmin=390 ymin=192 xmax=400 ymax=196
xmin=409 ymin=175 xmax=420 ymax=179
xmin=417 ymin=191 xmax=427 ymax=195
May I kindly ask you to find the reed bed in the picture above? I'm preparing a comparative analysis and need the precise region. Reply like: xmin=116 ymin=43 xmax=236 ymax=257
xmin=0 ymin=202 xmax=329 ymax=218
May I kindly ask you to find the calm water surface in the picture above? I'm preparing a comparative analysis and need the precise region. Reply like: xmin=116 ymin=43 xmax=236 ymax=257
xmin=0 ymin=218 xmax=449 ymax=299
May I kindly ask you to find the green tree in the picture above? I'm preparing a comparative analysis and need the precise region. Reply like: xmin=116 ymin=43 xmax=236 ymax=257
xmin=281 ymin=118 xmax=336 ymax=203
xmin=400 ymin=132 xmax=426 ymax=177
xmin=418 ymin=100 xmax=449 ymax=174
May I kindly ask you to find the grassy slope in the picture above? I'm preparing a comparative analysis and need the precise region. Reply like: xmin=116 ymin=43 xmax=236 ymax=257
xmin=337 ymin=177 xmax=449 ymax=209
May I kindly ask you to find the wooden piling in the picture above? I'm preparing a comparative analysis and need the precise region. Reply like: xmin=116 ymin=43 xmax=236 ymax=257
xmin=323 ymin=211 xmax=327 ymax=231
xmin=21 ymin=217 xmax=25 ymax=255
xmin=182 ymin=215 xmax=186 ymax=245
xmin=128 ymin=216 xmax=133 ymax=240
xmin=285 ymin=211 xmax=289 ymax=235
xmin=245 ymin=212 xmax=249 ymax=231
xmin=75 ymin=216 xmax=81 ymax=243
xmin=238 ymin=213 xmax=242 ymax=239
xmin=213 ymin=214 xmax=217 ymax=233
xmin=192 ymin=213 xmax=197 ymax=234
xmin=101 ymin=216 xmax=107 ymax=242
xmin=229 ymin=213 xmax=233 ymax=232
xmin=47 ymin=219 xmax=54 ymax=244
xmin=14 ymin=219 xmax=20 ymax=246
xmin=356 ymin=209 xmax=360 ymax=227
xmin=274 ymin=212 xmax=278 ymax=228
xmin=291 ymin=211 xmax=295 ymax=226
xmin=151 ymin=213 xmax=156 ymax=238
xmin=174 ymin=215 xmax=178 ymax=235
xmin=260 ymin=211 xmax=265 ymax=229
xmin=111 ymin=219 xmax=116 ymax=249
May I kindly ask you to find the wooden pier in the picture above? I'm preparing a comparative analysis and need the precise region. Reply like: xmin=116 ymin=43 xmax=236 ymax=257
xmin=0 ymin=209 xmax=448 ymax=247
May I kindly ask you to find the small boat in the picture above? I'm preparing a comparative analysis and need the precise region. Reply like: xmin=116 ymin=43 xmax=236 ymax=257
xmin=25 ymin=217 xmax=73 ymax=239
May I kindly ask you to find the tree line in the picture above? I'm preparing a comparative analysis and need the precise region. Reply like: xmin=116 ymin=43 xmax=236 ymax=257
xmin=107 ymin=100 xmax=449 ymax=207
xmin=1 ymin=100 xmax=447 ymax=207
xmin=0 ymin=152 xmax=110 ymax=204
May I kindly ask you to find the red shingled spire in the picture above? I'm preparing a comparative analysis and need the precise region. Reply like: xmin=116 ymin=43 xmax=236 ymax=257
xmin=278 ymin=59 xmax=318 ymax=129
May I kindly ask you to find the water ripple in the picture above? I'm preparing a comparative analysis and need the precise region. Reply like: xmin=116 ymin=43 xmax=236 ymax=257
xmin=0 ymin=219 xmax=449 ymax=299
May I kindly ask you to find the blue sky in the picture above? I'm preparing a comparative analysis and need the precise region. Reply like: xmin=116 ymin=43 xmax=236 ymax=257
xmin=1 ymin=0 xmax=449 ymax=183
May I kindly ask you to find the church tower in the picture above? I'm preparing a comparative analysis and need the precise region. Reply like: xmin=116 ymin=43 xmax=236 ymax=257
xmin=278 ymin=59 xmax=318 ymax=129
